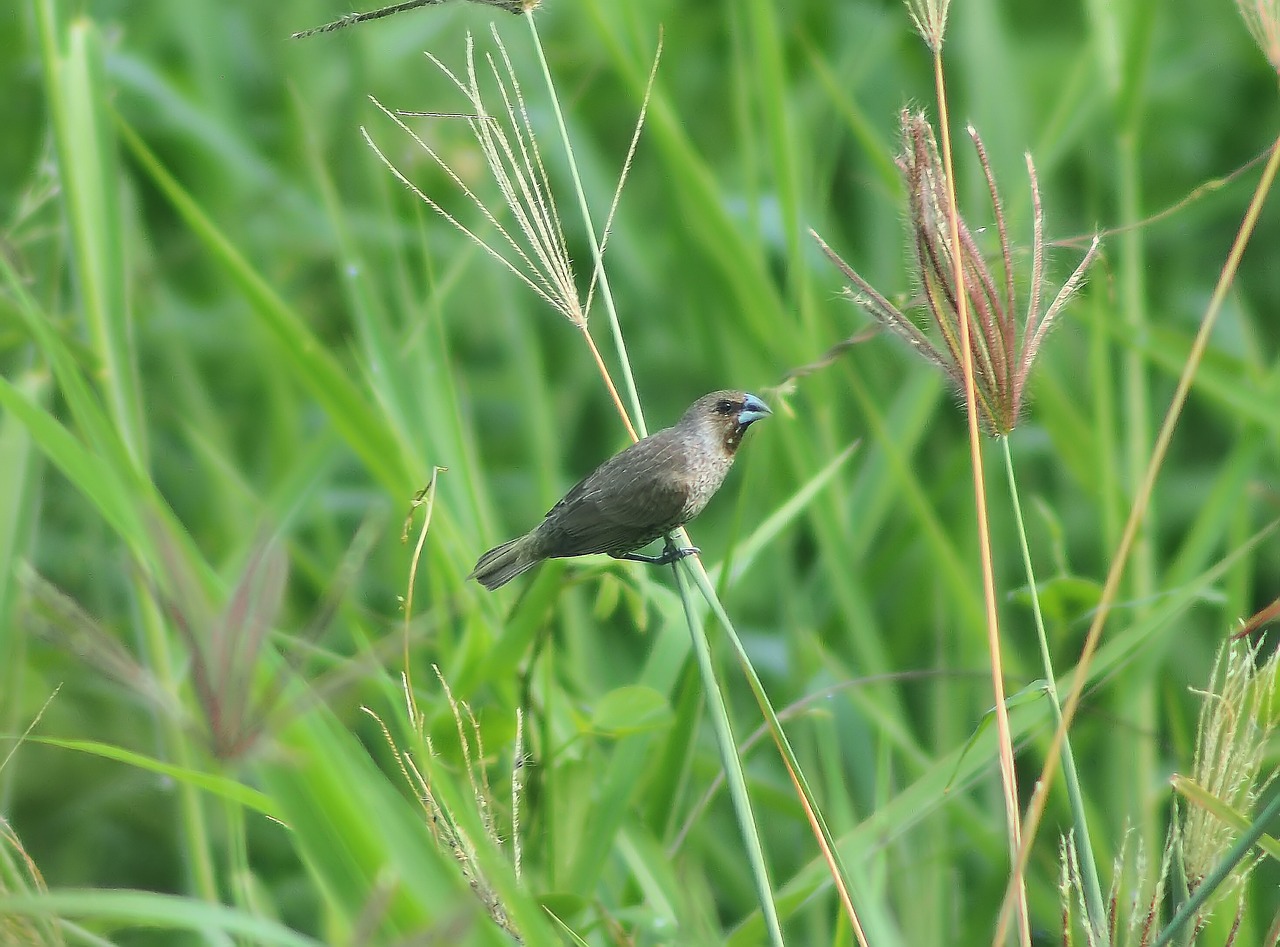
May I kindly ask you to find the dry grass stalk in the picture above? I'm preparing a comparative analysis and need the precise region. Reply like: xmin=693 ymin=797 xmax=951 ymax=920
xmin=291 ymin=0 xmax=539 ymax=40
xmin=1 ymin=817 xmax=65 ymax=945
xmin=364 ymin=668 xmax=526 ymax=941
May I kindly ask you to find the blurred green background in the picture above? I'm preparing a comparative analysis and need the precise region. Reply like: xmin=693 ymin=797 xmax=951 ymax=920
xmin=3 ymin=0 xmax=1279 ymax=943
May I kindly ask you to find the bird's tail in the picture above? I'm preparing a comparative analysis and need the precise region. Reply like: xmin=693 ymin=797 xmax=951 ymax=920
xmin=469 ymin=534 xmax=542 ymax=590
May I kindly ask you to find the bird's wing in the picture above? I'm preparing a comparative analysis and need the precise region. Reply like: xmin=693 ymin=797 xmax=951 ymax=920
xmin=541 ymin=434 xmax=690 ymax=555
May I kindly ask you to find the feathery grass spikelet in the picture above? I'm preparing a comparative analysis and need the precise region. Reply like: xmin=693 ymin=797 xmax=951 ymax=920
xmin=1237 ymin=0 xmax=1280 ymax=73
xmin=1058 ymin=638 xmax=1278 ymax=945
xmin=813 ymin=110 xmax=1100 ymax=435
xmin=1181 ymin=640 xmax=1279 ymax=901
xmin=364 ymin=668 xmax=526 ymax=941
xmin=903 ymin=0 xmax=952 ymax=51
xmin=364 ymin=28 xmax=586 ymax=327
xmin=1060 ymin=823 xmax=1179 ymax=947
xmin=363 ymin=26 xmax=661 ymax=437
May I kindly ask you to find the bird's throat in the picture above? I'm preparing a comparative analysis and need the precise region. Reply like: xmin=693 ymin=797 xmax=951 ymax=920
xmin=723 ymin=424 xmax=746 ymax=454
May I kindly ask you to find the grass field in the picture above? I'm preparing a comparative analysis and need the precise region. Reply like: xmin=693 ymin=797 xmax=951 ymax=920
xmin=3 ymin=0 xmax=1280 ymax=944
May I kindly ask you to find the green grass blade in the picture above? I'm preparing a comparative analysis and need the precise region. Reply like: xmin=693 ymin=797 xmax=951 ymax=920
xmin=113 ymin=117 xmax=417 ymax=497
xmin=29 ymin=737 xmax=279 ymax=819
xmin=0 ymin=889 xmax=322 ymax=946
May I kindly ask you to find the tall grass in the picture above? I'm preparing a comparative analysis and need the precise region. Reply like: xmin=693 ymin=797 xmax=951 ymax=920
xmin=2 ymin=0 xmax=1279 ymax=944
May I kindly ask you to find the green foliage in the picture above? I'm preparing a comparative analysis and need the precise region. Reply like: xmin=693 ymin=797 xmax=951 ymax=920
xmin=2 ymin=0 xmax=1279 ymax=944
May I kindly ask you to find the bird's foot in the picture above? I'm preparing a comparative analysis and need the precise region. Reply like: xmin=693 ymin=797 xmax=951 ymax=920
xmin=614 ymin=541 xmax=700 ymax=566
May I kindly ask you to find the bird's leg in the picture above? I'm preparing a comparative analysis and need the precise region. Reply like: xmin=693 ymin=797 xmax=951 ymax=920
xmin=613 ymin=537 xmax=700 ymax=565
xmin=658 ymin=535 xmax=700 ymax=565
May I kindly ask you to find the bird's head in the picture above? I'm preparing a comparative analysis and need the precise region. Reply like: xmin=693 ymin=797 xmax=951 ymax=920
xmin=681 ymin=390 xmax=771 ymax=454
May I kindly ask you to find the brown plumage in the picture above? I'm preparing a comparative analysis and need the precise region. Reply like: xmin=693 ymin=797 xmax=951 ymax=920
xmin=469 ymin=390 xmax=771 ymax=590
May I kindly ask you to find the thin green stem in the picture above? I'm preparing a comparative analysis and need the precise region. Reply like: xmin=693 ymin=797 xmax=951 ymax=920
xmin=679 ymin=531 xmax=868 ymax=947
xmin=225 ymin=795 xmax=251 ymax=913
xmin=526 ymin=14 xmax=648 ymax=438
xmin=0 ymin=371 xmax=42 ymax=813
xmin=1000 ymin=438 xmax=1108 ymax=945
xmin=670 ymin=557 xmax=785 ymax=947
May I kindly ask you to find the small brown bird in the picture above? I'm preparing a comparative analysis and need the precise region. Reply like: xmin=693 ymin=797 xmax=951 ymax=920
xmin=469 ymin=390 xmax=771 ymax=590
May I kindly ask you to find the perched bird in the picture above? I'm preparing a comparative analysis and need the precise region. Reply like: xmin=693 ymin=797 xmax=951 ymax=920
xmin=470 ymin=390 xmax=771 ymax=590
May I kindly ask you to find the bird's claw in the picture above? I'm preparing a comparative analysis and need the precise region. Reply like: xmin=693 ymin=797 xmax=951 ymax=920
xmin=613 ymin=542 xmax=700 ymax=566
xmin=657 ymin=542 xmax=699 ymax=566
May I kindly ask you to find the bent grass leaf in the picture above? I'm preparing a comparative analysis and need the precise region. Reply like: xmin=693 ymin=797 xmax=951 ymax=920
xmin=114 ymin=118 xmax=415 ymax=496
xmin=590 ymin=686 xmax=674 ymax=737
xmin=30 ymin=737 xmax=279 ymax=820
xmin=945 ymin=680 xmax=1050 ymax=793
xmin=0 ymin=889 xmax=321 ymax=946
xmin=1172 ymin=775 xmax=1280 ymax=863
xmin=1009 ymin=576 xmax=1103 ymax=627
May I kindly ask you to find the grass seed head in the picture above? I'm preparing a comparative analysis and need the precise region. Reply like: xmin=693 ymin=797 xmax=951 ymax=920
xmin=1182 ymin=639 xmax=1279 ymax=898
xmin=904 ymin=0 xmax=952 ymax=51
xmin=365 ymin=28 xmax=586 ymax=328
xmin=1238 ymin=0 xmax=1280 ymax=73
xmin=816 ymin=110 xmax=1100 ymax=435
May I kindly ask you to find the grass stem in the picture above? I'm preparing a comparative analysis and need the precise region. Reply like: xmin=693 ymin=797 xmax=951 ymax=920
xmin=526 ymin=14 xmax=647 ymax=439
xmin=681 ymin=544 xmax=869 ymax=946
xmin=670 ymin=557 xmax=785 ymax=946
xmin=1000 ymin=437 xmax=1108 ymax=943
xmin=929 ymin=47 xmax=1029 ymax=947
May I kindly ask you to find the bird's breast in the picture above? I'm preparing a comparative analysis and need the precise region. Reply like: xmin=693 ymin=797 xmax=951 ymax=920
xmin=679 ymin=452 xmax=735 ymax=519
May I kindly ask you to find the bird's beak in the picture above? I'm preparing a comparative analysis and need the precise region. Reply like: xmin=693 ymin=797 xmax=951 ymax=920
xmin=738 ymin=393 xmax=771 ymax=426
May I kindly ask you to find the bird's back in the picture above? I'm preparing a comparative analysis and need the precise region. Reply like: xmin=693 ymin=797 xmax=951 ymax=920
xmin=533 ymin=425 xmax=731 ymax=559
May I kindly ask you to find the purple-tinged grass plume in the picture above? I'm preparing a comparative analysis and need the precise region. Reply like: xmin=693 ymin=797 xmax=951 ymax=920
xmin=814 ymin=109 xmax=1100 ymax=436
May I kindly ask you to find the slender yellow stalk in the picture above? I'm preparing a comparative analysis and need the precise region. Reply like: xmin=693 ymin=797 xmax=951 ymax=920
xmin=580 ymin=327 xmax=638 ymax=442
xmin=930 ymin=50 xmax=1030 ymax=947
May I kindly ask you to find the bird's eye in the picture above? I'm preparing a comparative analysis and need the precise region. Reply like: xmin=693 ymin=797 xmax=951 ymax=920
xmin=716 ymin=400 xmax=735 ymax=415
